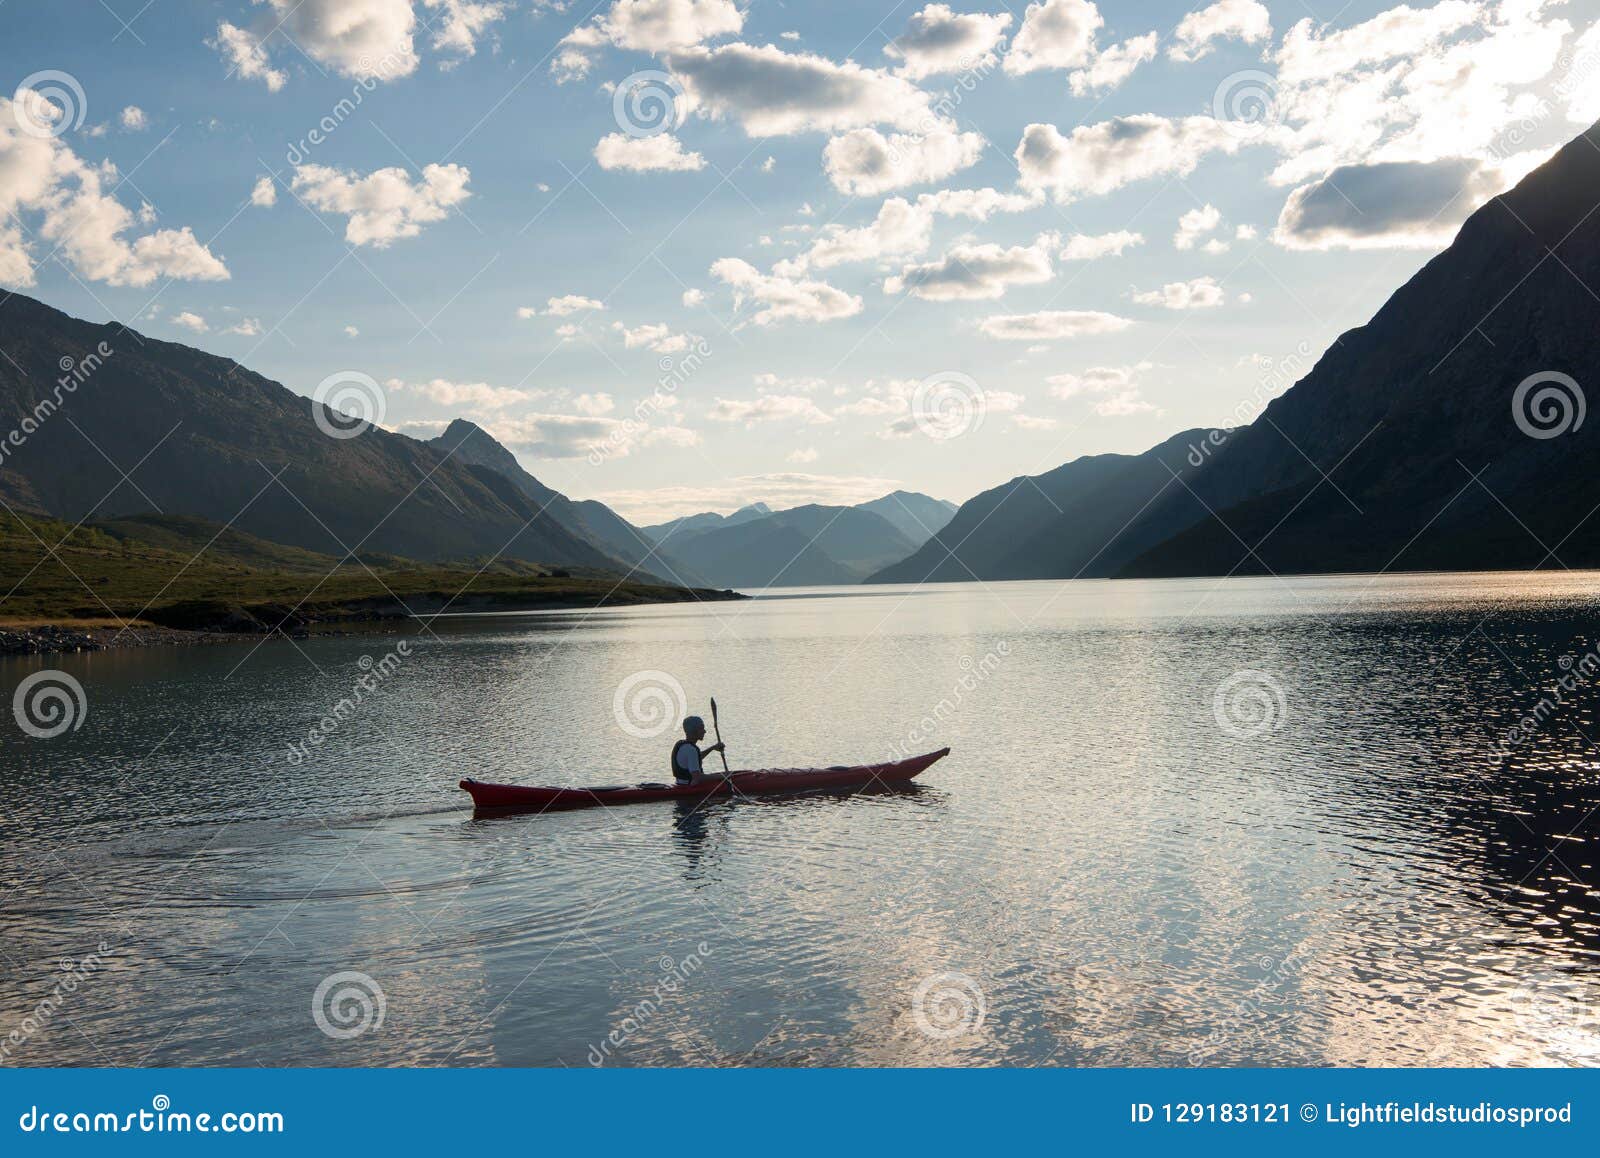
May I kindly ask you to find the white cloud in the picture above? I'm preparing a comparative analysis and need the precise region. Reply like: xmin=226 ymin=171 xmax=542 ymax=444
xmin=682 ymin=287 xmax=706 ymax=306
xmin=822 ymin=123 xmax=985 ymax=196
xmin=1174 ymin=203 xmax=1223 ymax=250
xmin=1069 ymin=33 xmax=1158 ymax=95
xmin=778 ymin=196 xmax=933 ymax=274
xmin=573 ymin=391 xmax=616 ymax=415
xmin=545 ymin=294 xmax=606 ymax=315
xmin=223 ymin=317 xmax=262 ymax=336
xmin=593 ymin=132 xmax=706 ymax=172
xmin=0 ymin=96 xmax=230 ymax=288
xmin=290 ymin=163 xmax=471 ymax=246
xmin=707 ymin=393 xmax=834 ymax=424
xmin=1060 ymin=230 xmax=1143 ymax=260
xmin=1012 ymin=414 xmax=1059 ymax=430
xmin=556 ymin=0 xmax=743 ymax=79
xmin=886 ymin=4 xmax=1013 ymax=80
xmin=1048 ymin=361 xmax=1151 ymax=397
xmin=787 ymin=446 xmax=819 ymax=463
xmin=759 ymin=156 xmax=776 ymax=172
xmin=1168 ymin=0 xmax=1272 ymax=63
xmin=667 ymin=42 xmax=933 ymax=136
xmin=978 ymin=309 xmax=1133 ymax=340
xmin=1273 ymin=156 xmax=1505 ymax=250
xmin=250 ymin=176 xmax=277 ymax=207
xmin=885 ymin=231 xmax=1058 ymax=301
xmin=711 ymin=257 xmax=863 ymax=326
xmin=344 ymin=325 xmax=360 ymax=337
xmin=120 ymin=106 xmax=148 ymax=131
xmin=488 ymin=413 xmax=628 ymax=458
xmin=392 ymin=377 xmax=539 ymax=409
xmin=210 ymin=22 xmax=287 ymax=92
xmin=1132 ymin=276 xmax=1226 ymax=309
xmin=919 ymin=186 xmax=1045 ymax=219
xmin=268 ymin=0 xmax=420 ymax=80
xmin=1016 ymin=115 xmax=1247 ymax=202
xmin=613 ymin=321 xmax=693 ymax=352
xmin=1005 ymin=0 xmax=1103 ymax=74
xmin=172 ymin=311 xmax=208 ymax=332
xmin=423 ymin=0 xmax=508 ymax=57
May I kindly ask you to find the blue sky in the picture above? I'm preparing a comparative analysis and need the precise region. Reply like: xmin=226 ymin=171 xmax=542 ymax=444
xmin=4 ymin=0 xmax=1599 ymax=521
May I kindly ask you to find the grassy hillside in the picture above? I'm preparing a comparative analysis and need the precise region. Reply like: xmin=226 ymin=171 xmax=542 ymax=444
xmin=0 ymin=511 xmax=738 ymax=630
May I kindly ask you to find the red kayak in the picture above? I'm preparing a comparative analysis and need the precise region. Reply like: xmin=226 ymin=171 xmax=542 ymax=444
xmin=460 ymin=747 xmax=949 ymax=813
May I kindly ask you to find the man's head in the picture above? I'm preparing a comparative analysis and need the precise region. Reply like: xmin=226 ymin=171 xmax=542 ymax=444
xmin=682 ymin=715 xmax=706 ymax=742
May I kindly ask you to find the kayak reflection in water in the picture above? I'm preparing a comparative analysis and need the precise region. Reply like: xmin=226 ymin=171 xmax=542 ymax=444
xmin=671 ymin=715 xmax=729 ymax=787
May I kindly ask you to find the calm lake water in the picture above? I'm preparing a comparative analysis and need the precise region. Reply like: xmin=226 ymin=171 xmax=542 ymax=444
xmin=2 ymin=574 xmax=1599 ymax=1067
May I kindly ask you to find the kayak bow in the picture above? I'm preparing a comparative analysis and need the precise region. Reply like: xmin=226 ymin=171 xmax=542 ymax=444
xmin=460 ymin=747 xmax=949 ymax=813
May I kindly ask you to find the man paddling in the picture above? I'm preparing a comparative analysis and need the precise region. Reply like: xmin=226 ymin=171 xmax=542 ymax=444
xmin=672 ymin=715 xmax=727 ymax=786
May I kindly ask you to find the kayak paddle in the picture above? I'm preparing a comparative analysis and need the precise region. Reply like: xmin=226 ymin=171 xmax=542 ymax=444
xmin=709 ymin=696 xmax=732 ymax=775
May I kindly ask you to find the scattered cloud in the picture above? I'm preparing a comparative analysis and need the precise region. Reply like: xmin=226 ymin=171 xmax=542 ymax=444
xmin=171 ymin=311 xmax=207 ymax=332
xmin=787 ymin=446 xmax=819 ymax=463
xmin=1016 ymin=115 xmax=1247 ymax=202
xmin=707 ymin=393 xmax=834 ymax=425
xmin=390 ymin=377 xmax=539 ymax=409
xmin=1168 ymin=0 xmax=1272 ymax=63
xmin=978 ymin=309 xmax=1133 ymax=341
xmin=594 ymin=132 xmax=706 ymax=172
xmin=573 ymin=391 xmax=615 ymax=415
xmin=1005 ymin=0 xmax=1103 ymax=74
xmin=223 ymin=317 xmax=262 ymax=336
xmin=822 ymin=123 xmax=985 ymax=196
xmin=613 ymin=321 xmax=693 ymax=352
xmin=556 ymin=0 xmax=743 ymax=81
xmin=0 ymin=95 xmax=229 ymax=288
xmin=544 ymin=294 xmax=606 ymax=315
xmin=666 ymin=42 xmax=933 ymax=136
xmin=423 ymin=0 xmax=509 ymax=58
xmin=597 ymin=473 xmax=903 ymax=522
xmin=250 ymin=176 xmax=277 ymax=207
xmin=1069 ymin=33 xmax=1158 ymax=95
xmin=1132 ymin=276 xmax=1226 ymax=309
xmin=210 ymin=22 xmax=288 ymax=92
xmin=1174 ymin=203 xmax=1223 ymax=250
xmin=120 ymin=106 xmax=148 ymax=131
xmin=1273 ymin=157 xmax=1505 ymax=250
xmin=290 ymin=163 xmax=471 ymax=246
xmin=886 ymin=4 xmax=1013 ymax=80
xmin=886 ymin=231 xmax=1058 ymax=301
xmin=711 ymin=257 xmax=863 ymax=326
xmin=1060 ymin=230 xmax=1143 ymax=260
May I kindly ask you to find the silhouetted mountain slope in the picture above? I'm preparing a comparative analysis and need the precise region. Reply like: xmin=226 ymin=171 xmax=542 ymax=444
xmin=665 ymin=504 xmax=917 ymax=587
xmin=425 ymin=419 xmax=704 ymax=585
xmin=1122 ymin=119 xmax=1600 ymax=576
xmin=0 ymin=294 xmax=623 ymax=571
xmin=867 ymin=430 xmax=1212 ymax=583
xmin=641 ymin=502 xmax=771 ymax=544
xmin=856 ymin=491 xmax=958 ymax=545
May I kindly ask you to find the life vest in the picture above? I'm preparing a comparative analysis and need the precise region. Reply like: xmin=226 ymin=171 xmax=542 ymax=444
xmin=671 ymin=739 xmax=699 ymax=783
